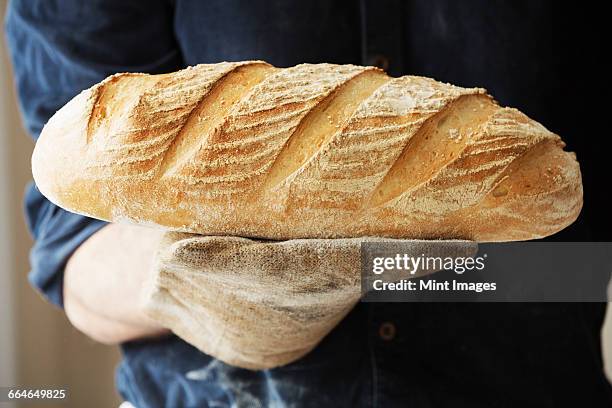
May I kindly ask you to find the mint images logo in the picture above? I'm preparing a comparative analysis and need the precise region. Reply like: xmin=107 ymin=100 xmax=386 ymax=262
xmin=362 ymin=242 xmax=612 ymax=302
xmin=367 ymin=252 xmax=496 ymax=296
xmin=371 ymin=253 xmax=487 ymax=275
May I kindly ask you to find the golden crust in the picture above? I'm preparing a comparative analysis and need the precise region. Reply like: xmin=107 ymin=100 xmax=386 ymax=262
xmin=32 ymin=61 xmax=582 ymax=241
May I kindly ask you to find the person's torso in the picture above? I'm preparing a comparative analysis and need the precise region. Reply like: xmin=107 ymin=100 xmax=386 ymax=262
xmin=117 ymin=2 xmax=611 ymax=407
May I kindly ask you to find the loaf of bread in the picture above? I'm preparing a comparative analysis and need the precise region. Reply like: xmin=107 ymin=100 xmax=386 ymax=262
xmin=32 ymin=61 xmax=582 ymax=241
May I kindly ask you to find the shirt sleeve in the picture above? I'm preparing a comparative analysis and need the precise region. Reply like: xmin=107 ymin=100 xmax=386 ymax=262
xmin=4 ymin=0 xmax=183 ymax=308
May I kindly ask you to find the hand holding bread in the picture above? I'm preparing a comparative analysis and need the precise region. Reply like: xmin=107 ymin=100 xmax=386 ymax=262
xmin=33 ymin=61 xmax=583 ymax=368
xmin=142 ymin=232 xmax=477 ymax=369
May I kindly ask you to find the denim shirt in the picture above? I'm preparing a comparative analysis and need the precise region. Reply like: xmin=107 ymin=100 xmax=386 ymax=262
xmin=5 ymin=1 xmax=612 ymax=407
